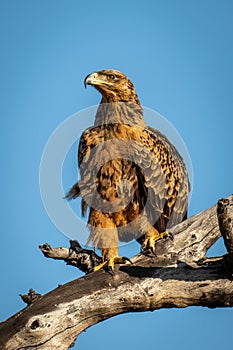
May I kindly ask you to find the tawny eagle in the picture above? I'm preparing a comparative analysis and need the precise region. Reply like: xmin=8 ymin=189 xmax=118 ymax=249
xmin=66 ymin=70 xmax=189 ymax=271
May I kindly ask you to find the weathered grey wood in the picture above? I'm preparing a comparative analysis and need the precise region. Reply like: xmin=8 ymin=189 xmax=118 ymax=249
xmin=0 ymin=195 xmax=233 ymax=350
xmin=217 ymin=198 xmax=233 ymax=254
xmin=39 ymin=241 xmax=102 ymax=274
xmin=40 ymin=196 xmax=231 ymax=271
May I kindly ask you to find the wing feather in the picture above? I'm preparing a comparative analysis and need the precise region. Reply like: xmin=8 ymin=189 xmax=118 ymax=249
xmin=67 ymin=122 xmax=189 ymax=239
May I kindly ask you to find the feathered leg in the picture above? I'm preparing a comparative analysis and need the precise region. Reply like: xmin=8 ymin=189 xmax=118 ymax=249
xmin=88 ymin=210 xmax=132 ymax=272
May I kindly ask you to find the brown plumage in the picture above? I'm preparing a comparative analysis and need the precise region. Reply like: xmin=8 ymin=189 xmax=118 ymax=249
xmin=66 ymin=70 xmax=189 ymax=270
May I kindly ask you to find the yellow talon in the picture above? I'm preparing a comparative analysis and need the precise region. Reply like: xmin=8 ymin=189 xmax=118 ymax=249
xmin=93 ymin=261 xmax=108 ymax=272
xmin=93 ymin=256 xmax=132 ymax=273
xmin=142 ymin=230 xmax=173 ymax=253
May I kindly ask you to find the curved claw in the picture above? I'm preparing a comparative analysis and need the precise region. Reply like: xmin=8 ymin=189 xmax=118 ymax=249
xmin=168 ymin=231 xmax=174 ymax=240
xmin=150 ymin=246 xmax=157 ymax=256
xmin=106 ymin=265 xmax=115 ymax=275
xmin=141 ymin=247 xmax=157 ymax=256
xmin=122 ymin=256 xmax=133 ymax=264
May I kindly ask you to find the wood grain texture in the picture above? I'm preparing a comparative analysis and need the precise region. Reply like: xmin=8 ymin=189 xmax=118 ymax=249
xmin=0 ymin=195 xmax=233 ymax=350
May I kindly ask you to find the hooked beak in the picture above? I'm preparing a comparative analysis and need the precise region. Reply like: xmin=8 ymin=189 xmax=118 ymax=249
xmin=84 ymin=72 xmax=97 ymax=88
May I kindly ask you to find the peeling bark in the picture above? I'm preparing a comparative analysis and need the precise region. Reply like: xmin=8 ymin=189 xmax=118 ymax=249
xmin=0 ymin=195 xmax=233 ymax=350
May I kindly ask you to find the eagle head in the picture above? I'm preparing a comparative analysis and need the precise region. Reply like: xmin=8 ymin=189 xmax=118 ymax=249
xmin=84 ymin=69 xmax=141 ymax=105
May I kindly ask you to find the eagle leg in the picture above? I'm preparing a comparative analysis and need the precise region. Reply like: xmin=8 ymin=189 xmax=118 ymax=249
xmin=141 ymin=227 xmax=173 ymax=254
xmin=88 ymin=213 xmax=133 ymax=272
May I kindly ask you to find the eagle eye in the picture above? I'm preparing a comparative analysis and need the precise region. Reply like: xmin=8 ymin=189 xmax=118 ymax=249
xmin=108 ymin=74 xmax=116 ymax=80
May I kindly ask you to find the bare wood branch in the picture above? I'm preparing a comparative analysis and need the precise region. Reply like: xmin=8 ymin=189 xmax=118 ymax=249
xmin=19 ymin=289 xmax=42 ymax=306
xmin=40 ymin=195 xmax=231 ymax=272
xmin=39 ymin=241 xmax=102 ymax=274
xmin=216 ymin=197 xmax=233 ymax=274
xmin=1 ymin=195 xmax=233 ymax=350
xmin=217 ymin=198 xmax=233 ymax=253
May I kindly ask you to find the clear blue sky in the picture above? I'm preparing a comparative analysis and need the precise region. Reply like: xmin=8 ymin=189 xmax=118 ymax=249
xmin=1 ymin=0 xmax=233 ymax=349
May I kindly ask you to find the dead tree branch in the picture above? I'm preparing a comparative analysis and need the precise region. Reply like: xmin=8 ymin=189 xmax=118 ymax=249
xmin=0 ymin=195 xmax=233 ymax=350
xmin=39 ymin=241 xmax=102 ymax=274
xmin=217 ymin=198 xmax=233 ymax=253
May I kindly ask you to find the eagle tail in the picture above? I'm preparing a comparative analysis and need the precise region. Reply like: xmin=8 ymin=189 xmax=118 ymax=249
xmin=65 ymin=182 xmax=80 ymax=200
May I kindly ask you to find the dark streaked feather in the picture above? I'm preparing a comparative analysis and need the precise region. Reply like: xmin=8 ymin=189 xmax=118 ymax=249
xmin=66 ymin=70 xmax=190 ymax=248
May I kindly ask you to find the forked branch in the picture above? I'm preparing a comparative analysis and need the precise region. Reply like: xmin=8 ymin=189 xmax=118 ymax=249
xmin=0 ymin=195 xmax=233 ymax=350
